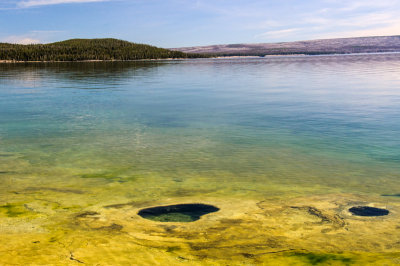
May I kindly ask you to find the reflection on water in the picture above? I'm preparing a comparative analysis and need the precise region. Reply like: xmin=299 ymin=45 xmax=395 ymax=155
xmin=1 ymin=54 xmax=400 ymax=264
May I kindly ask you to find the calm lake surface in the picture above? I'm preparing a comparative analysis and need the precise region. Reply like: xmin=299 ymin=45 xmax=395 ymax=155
xmin=1 ymin=54 xmax=400 ymax=265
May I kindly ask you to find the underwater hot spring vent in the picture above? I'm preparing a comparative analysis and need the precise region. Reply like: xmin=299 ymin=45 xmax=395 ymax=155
xmin=138 ymin=203 xmax=220 ymax=222
xmin=349 ymin=206 xmax=389 ymax=217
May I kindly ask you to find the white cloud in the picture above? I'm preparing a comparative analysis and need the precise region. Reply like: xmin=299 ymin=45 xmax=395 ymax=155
xmin=252 ymin=0 xmax=400 ymax=42
xmin=302 ymin=11 xmax=398 ymax=29
xmin=18 ymin=0 xmax=107 ymax=8
xmin=255 ymin=28 xmax=300 ymax=40
xmin=315 ymin=23 xmax=400 ymax=39
xmin=241 ymin=20 xmax=282 ymax=30
xmin=2 ymin=36 xmax=41 ymax=44
xmin=302 ymin=10 xmax=400 ymax=39
xmin=30 ymin=30 xmax=64 ymax=33
xmin=1 ymin=30 xmax=65 ymax=44
xmin=322 ymin=0 xmax=399 ymax=10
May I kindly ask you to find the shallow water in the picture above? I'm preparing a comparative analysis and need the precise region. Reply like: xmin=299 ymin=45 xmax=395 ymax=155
xmin=1 ymin=54 xmax=400 ymax=265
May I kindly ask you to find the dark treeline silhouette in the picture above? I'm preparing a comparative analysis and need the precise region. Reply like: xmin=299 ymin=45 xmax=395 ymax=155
xmin=0 ymin=38 xmax=208 ymax=61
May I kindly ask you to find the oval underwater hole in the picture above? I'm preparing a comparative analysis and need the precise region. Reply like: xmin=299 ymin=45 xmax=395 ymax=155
xmin=349 ymin=206 xmax=389 ymax=217
xmin=138 ymin=203 xmax=219 ymax=222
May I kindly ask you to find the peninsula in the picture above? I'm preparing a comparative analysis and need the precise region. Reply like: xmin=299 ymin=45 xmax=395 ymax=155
xmin=0 ymin=38 xmax=205 ymax=62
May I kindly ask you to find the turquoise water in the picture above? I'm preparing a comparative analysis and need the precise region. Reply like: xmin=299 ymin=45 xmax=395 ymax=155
xmin=1 ymin=54 xmax=400 ymax=264
xmin=2 ymin=55 xmax=400 ymax=192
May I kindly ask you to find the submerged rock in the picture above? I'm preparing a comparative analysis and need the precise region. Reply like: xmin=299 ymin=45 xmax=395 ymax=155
xmin=138 ymin=203 xmax=219 ymax=222
xmin=349 ymin=206 xmax=389 ymax=217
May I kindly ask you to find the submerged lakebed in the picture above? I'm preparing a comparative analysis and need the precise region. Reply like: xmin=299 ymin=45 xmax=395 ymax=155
xmin=1 ymin=55 xmax=400 ymax=264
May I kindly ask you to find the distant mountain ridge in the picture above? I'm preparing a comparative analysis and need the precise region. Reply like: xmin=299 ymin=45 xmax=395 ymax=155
xmin=2 ymin=36 xmax=400 ymax=61
xmin=0 ymin=38 xmax=204 ymax=61
xmin=172 ymin=36 xmax=400 ymax=56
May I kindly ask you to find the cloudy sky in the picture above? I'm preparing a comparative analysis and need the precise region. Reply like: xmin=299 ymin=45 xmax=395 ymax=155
xmin=1 ymin=0 xmax=400 ymax=47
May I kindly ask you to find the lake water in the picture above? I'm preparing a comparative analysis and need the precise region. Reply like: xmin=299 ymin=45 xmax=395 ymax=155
xmin=1 ymin=54 xmax=400 ymax=265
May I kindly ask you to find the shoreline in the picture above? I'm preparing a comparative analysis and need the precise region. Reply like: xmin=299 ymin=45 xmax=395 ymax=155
xmin=0 ymin=58 xmax=200 ymax=63
xmin=1 ymin=51 xmax=400 ymax=63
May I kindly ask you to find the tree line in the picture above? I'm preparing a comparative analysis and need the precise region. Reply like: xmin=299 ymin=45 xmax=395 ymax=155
xmin=0 ymin=38 xmax=207 ymax=61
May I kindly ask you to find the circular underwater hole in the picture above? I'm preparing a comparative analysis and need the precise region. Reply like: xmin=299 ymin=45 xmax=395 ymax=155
xmin=138 ymin=203 xmax=220 ymax=222
xmin=349 ymin=206 xmax=389 ymax=217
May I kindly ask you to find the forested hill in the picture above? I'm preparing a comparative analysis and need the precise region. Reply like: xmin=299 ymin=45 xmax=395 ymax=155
xmin=0 ymin=38 xmax=205 ymax=61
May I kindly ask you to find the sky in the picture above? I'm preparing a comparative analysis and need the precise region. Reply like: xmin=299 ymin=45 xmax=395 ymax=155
xmin=1 ymin=0 xmax=400 ymax=47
